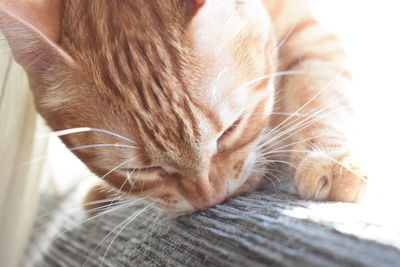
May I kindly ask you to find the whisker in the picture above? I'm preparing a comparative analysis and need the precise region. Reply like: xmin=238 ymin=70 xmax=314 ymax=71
xmin=259 ymin=133 xmax=327 ymax=157
xmin=34 ymin=197 xmax=127 ymax=221
xmin=127 ymin=159 xmax=146 ymax=194
xmin=100 ymin=156 xmax=143 ymax=212
xmin=262 ymin=105 xmax=350 ymax=154
xmin=257 ymin=168 xmax=281 ymax=192
xmin=320 ymin=154 xmax=367 ymax=183
xmin=89 ymin=159 xmax=133 ymax=181
xmin=146 ymin=212 xmax=162 ymax=248
xmin=90 ymin=154 xmax=145 ymax=232
xmin=264 ymin=93 xmax=344 ymax=144
xmin=41 ymin=197 xmax=147 ymax=246
xmin=272 ymin=11 xmax=304 ymax=55
xmin=68 ymin=143 xmax=137 ymax=151
xmin=263 ymin=70 xmax=346 ymax=141
xmin=99 ymin=203 xmax=155 ymax=266
xmin=261 ymin=97 xmax=350 ymax=152
xmin=45 ymin=127 xmax=135 ymax=143
xmin=238 ymin=70 xmax=309 ymax=90
xmin=258 ymin=159 xmax=298 ymax=170
xmin=265 ymin=171 xmax=283 ymax=194
xmin=20 ymin=144 xmax=139 ymax=168
xmin=263 ymin=149 xmax=368 ymax=183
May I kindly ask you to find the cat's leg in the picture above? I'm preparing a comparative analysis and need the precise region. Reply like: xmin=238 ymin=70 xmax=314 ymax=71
xmin=270 ymin=18 xmax=367 ymax=202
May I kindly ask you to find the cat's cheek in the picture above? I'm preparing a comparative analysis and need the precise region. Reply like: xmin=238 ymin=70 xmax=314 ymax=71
xmin=232 ymin=173 xmax=264 ymax=198
xmin=227 ymin=151 xmax=259 ymax=196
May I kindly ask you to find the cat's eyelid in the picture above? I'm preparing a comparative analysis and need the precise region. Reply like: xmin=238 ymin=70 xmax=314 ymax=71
xmin=123 ymin=166 xmax=158 ymax=172
xmin=123 ymin=166 xmax=168 ymax=175
xmin=217 ymin=116 xmax=242 ymax=143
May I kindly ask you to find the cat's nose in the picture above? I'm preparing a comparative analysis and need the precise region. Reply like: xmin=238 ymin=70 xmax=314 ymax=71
xmin=181 ymin=171 xmax=227 ymax=210
xmin=192 ymin=193 xmax=227 ymax=211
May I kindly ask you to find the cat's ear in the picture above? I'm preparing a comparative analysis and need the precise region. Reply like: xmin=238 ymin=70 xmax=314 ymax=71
xmin=0 ymin=0 xmax=72 ymax=73
xmin=193 ymin=0 xmax=206 ymax=14
xmin=194 ymin=0 xmax=206 ymax=7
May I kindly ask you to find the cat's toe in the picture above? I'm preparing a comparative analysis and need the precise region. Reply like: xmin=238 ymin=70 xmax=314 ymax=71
xmin=294 ymin=151 xmax=368 ymax=203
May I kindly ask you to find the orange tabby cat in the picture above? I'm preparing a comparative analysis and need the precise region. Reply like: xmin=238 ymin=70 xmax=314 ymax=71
xmin=0 ymin=0 xmax=367 ymax=214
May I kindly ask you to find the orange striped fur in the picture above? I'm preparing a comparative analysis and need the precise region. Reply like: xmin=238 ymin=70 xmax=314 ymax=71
xmin=0 ymin=0 xmax=367 ymax=214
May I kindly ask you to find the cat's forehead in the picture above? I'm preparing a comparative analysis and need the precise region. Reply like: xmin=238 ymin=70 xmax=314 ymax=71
xmin=60 ymin=2 xmax=243 ymax=122
xmin=56 ymin=0 xmax=266 ymax=165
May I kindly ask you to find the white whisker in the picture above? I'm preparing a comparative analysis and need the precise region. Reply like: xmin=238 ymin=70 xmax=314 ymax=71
xmin=99 ymin=203 xmax=155 ymax=266
xmin=263 ymin=70 xmax=346 ymax=142
xmin=272 ymin=11 xmax=304 ymax=55
xmin=19 ymin=144 xmax=138 ymax=168
xmin=34 ymin=197 xmax=126 ymax=221
xmin=262 ymin=149 xmax=367 ymax=183
xmin=258 ymin=159 xmax=298 ymax=170
xmin=68 ymin=143 xmax=137 ymax=151
xmin=265 ymin=94 xmax=343 ymax=142
xmin=260 ymin=133 xmax=327 ymax=157
xmin=261 ymin=93 xmax=350 ymax=153
xmin=91 ymin=154 xmax=145 ymax=232
xmin=238 ymin=70 xmax=309 ymax=90
xmin=262 ymin=104 xmax=350 ymax=154
xmin=45 ymin=127 xmax=135 ymax=143
xmin=41 ymin=197 xmax=146 ymax=246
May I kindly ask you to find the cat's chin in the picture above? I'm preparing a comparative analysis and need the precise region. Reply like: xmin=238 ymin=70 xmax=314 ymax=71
xmin=155 ymin=197 xmax=228 ymax=217
xmin=155 ymin=205 xmax=196 ymax=218
xmin=151 ymin=198 xmax=198 ymax=217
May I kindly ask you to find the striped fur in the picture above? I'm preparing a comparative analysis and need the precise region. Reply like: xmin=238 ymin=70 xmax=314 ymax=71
xmin=0 ymin=0 xmax=367 ymax=214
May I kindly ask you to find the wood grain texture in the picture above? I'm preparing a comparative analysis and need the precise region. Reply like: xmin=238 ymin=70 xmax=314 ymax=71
xmin=25 ymin=188 xmax=400 ymax=267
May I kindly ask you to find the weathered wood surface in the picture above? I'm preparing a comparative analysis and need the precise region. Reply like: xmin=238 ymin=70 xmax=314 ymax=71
xmin=25 ymin=188 xmax=400 ymax=267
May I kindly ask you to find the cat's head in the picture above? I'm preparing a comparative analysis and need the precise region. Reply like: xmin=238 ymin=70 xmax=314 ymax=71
xmin=1 ymin=0 xmax=276 ymax=213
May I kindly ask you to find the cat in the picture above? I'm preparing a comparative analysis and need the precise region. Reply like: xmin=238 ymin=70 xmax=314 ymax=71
xmin=0 ymin=0 xmax=367 ymax=215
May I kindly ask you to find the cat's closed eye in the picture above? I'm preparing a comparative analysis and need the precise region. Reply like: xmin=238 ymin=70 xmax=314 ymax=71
xmin=217 ymin=117 xmax=242 ymax=148
xmin=123 ymin=167 xmax=168 ymax=176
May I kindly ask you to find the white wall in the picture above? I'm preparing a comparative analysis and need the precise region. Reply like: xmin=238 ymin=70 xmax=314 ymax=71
xmin=310 ymin=0 xmax=400 ymax=203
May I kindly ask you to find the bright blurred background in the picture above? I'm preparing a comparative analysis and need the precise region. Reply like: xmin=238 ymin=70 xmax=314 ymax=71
xmin=309 ymin=0 xmax=400 ymax=203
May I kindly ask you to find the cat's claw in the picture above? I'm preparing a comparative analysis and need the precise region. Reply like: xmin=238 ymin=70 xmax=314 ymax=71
xmin=294 ymin=151 xmax=368 ymax=203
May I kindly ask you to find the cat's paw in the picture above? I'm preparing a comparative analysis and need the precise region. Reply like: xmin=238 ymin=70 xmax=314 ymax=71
xmin=294 ymin=151 xmax=368 ymax=203
xmin=83 ymin=182 xmax=116 ymax=215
